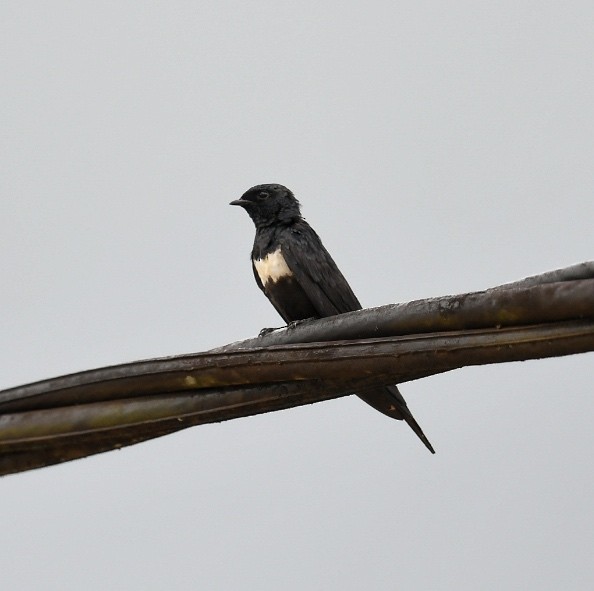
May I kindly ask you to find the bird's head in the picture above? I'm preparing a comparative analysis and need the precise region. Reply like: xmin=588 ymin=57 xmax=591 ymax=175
xmin=230 ymin=184 xmax=301 ymax=228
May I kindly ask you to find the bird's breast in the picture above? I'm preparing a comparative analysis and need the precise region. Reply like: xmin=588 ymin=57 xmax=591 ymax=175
xmin=254 ymin=248 xmax=293 ymax=287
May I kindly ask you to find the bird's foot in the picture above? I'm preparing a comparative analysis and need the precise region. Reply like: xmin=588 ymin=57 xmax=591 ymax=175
xmin=286 ymin=317 xmax=315 ymax=330
xmin=259 ymin=318 xmax=315 ymax=337
xmin=258 ymin=327 xmax=280 ymax=337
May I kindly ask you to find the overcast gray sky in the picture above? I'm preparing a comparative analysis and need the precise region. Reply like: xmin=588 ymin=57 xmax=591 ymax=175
xmin=1 ymin=2 xmax=593 ymax=589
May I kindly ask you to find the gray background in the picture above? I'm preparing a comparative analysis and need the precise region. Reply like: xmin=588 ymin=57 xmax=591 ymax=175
xmin=1 ymin=2 xmax=593 ymax=589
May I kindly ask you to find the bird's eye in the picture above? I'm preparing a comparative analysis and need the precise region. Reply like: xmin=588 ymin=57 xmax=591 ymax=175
xmin=257 ymin=191 xmax=269 ymax=201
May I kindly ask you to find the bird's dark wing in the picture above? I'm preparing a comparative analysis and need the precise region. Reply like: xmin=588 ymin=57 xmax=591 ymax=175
xmin=269 ymin=223 xmax=436 ymax=454
xmin=278 ymin=222 xmax=362 ymax=316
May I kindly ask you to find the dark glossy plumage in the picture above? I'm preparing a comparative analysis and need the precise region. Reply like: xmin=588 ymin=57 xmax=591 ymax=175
xmin=231 ymin=184 xmax=435 ymax=453
xmin=251 ymin=220 xmax=361 ymax=320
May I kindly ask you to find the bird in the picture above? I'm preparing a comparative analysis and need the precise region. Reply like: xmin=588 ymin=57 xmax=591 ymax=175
xmin=230 ymin=183 xmax=435 ymax=454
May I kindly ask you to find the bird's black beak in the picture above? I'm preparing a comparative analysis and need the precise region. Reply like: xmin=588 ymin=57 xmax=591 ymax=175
xmin=229 ymin=199 xmax=249 ymax=207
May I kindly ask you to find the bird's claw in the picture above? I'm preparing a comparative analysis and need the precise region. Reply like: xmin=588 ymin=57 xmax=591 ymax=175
xmin=287 ymin=317 xmax=315 ymax=330
xmin=259 ymin=318 xmax=314 ymax=337
xmin=258 ymin=327 xmax=279 ymax=337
